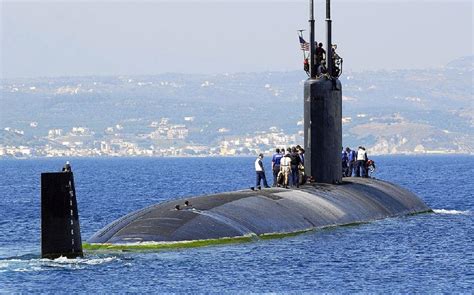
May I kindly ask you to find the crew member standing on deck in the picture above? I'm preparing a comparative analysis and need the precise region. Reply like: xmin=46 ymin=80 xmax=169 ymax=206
xmin=271 ymin=148 xmax=283 ymax=187
xmin=355 ymin=146 xmax=368 ymax=177
xmin=341 ymin=147 xmax=348 ymax=176
xmin=296 ymin=145 xmax=305 ymax=164
xmin=280 ymin=150 xmax=292 ymax=189
xmin=254 ymin=153 xmax=270 ymax=190
xmin=296 ymin=145 xmax=306 ymax=185
xmin=347 ymin=147 xmax=356 ymax=177
xmin=290 ymin=147 xmax=301 ymax=188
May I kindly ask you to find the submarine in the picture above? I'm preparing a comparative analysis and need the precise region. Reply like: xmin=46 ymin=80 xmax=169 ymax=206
xmin=40 ymin=0 xmax=431 ymax=259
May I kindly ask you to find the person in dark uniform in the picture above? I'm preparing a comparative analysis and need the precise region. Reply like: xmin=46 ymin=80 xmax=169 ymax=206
xmin=290 ymin=147 xmax=301 ymax=188
xmin=296 ymin=145 xmax=306 ymax=185
xmin=296 ymin=145 xmax=305 ymax=164
xmin=315 ymin=43 xmax=326 ymax=74
xmin=341 ymin=147 xmax=349 ymax=177
xmin=346 ymin=147 xmax=356 ymax=177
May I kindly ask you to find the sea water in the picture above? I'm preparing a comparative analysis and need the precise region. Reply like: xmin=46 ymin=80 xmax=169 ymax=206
xmin=0 ymin=156 xmax=472 ymax=292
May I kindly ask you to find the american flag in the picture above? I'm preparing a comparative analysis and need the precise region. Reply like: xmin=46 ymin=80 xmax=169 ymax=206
xmin=299 ymin=36 xmax=309 ymax=51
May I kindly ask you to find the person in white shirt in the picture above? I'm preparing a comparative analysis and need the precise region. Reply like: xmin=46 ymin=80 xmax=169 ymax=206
xmin=279 ymin=150 xmax=292 ymax=189
xmin=355 ymin=146 xmax=368 ymax=177
xmin=254 ymin=153 xmax=270 ymax=190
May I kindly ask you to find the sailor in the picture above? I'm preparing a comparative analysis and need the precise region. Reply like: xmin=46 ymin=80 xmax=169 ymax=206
xmin=355 ymin=146 xmax=368 ymax=177
xmin=296 ymin=145 xmax=305 ymax=163
xmin=346 ymin=147 xmax=356 ymax=177
xmin=280 ymin=149 xmax=292 ymax=189
xmin=296 ymin=145 xmax=306 ymax=185
xmin=366 ymin=159 xmax=376 ymax=178
xmin=271 ymin=148 xmax=283 ymax=187
xmin=315 ymin=42 xmax=326 ymax=74
xmin=290 ymin=147 xmax=301 ymax=188
xmin=62 ymin=161 xmax=72 ymax=172
xmin=341 ymin=147 xmax=348 ymax=176
xmin=303 ymin=58 xmax=310 ymax=73
xmin=254 ymin=153 xmax=270 ymax=190
xmin=331 ymin=46 xmax=341 ymax=77
xmin=319 ymin=61 xmax=328 ymax=75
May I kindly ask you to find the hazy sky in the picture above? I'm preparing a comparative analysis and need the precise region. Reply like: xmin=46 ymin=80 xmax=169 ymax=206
xmin=1 ymin=0 xmax=472 ymax=78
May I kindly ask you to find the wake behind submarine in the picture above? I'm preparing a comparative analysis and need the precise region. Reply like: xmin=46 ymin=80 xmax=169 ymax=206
xmin=40 ymin=0 xmax=431 ymax=259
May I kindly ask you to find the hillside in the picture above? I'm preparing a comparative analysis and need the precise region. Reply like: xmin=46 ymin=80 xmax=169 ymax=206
xmin=0 ymin=56 xmax=472 ymax=157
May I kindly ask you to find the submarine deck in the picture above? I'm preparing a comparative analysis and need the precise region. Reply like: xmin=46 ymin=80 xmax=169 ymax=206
xmin=87 ymin=177 xmax=431 ymax=245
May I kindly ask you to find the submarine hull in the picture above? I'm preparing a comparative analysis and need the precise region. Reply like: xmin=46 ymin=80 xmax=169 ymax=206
xmin=88 ymin=178 xmax=430 ymax=244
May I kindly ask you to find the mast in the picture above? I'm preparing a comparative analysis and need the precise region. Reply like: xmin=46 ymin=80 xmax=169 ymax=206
xmin=309 ymin=0 xmax=316 ymax=78
xmin=326 ymin=0 xmax=333 ymax=76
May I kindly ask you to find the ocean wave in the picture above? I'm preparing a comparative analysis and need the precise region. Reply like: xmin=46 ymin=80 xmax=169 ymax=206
xmin=0 ymin=256 xmax=118 ymax=272
xmin=433 ymin=209 xmax=471 ymax=215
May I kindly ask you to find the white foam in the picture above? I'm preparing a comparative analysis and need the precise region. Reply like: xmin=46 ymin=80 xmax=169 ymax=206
xmin=82 ymin=257 xmax=117 ymax=265
xmin=0 ymin=256 xmax=118 ymax=272
xmin=45 ymin=256 xmax=118 ymax=266
xmin=433 ymin=209 xmax=471 ymax=215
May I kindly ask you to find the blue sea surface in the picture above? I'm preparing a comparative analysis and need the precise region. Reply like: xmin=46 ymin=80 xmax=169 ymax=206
xmin=0 ymin=156 xmax=473 ymax=293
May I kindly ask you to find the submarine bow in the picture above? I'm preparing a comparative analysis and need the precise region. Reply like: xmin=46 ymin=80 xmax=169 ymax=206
xmin=88 ymin=178 xmax=430 ymax=244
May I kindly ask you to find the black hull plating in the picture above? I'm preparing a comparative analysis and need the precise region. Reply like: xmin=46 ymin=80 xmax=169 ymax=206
xmin=88 ymin=178 xmax=430 ymax=244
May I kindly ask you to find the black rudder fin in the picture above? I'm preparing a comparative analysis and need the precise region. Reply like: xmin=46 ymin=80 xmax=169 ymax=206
xmin=41 ymin=172 xmax=83 ymax=259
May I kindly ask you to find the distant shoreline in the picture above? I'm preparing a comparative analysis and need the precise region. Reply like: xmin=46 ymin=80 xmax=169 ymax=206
xmin=1 ymin=153 xmax=473 ymax=160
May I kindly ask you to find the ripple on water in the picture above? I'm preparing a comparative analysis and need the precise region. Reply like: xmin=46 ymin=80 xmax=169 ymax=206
xmin=0 ymin=156 xmax=473 ymax=292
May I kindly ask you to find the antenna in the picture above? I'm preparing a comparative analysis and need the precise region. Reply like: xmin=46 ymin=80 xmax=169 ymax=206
xmin=326 ymin=0 xmax=333 ymax=76
xmin=309 ymin=0 xmax=316 ymax=78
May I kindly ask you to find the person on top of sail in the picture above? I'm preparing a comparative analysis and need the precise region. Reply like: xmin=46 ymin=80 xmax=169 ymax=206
xmin=315 ymin=42 xmax=326 ymax=72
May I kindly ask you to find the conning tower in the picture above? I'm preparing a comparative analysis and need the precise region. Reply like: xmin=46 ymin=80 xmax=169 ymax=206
xmin=304 ymin=0 xmax=342 ymax=184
